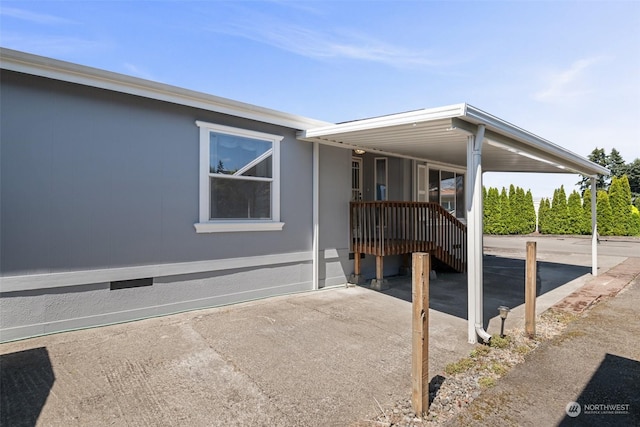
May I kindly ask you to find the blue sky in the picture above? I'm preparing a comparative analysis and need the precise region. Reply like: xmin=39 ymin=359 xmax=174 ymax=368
xmin=2 ymin=1 xmax=639 ymax=198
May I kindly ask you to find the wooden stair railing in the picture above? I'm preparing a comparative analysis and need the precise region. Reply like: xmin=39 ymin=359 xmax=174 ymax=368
xmin=350 ymin=201 xmax=467 ymax=279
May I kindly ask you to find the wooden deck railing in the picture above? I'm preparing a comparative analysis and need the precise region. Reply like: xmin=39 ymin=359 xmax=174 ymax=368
xmin=349 ymin=201 xmax=467 ymax=276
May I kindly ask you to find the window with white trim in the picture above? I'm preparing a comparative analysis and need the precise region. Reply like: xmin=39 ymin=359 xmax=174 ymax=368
xmin=194 ymin=121 xmax=284 ymax=233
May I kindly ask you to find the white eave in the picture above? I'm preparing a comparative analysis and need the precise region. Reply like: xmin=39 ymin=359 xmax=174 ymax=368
xmin=297 ymin=103 xmax=610 ymax=177
xmin=0 ymin=48 xmax=330 ymax=130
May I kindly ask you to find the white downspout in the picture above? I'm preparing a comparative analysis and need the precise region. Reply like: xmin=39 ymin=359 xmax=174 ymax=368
xmin=591 ymin=177 xmax=598 ymax=277
xmin=466 ymin=124 xmax=491 ymax=344
xmin=312 ymin=141 xmax=320 ymax=290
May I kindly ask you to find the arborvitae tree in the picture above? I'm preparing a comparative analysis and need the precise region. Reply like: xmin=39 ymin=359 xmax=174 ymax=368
xmin=608 ymin=176 xmax=629 ymax=236
xmin=581 ymin=189 xmax=593 ymax=235
xmin=596 ymin=190 xmax=613 ymax=236
xmin=513 ymin=187 xmax=526 ymax=233
xmin=630 ymin=206 xmax=640 ymax=236
xmin=550 ymin=186 xmax=569 ymax=234
xmin=525 ymin=190 xmax=536 ymax=233
xmin=499 ymin=188 xmax=510 ymax=235
xmin=506 ymin=185 xmax=516 ymax=234
xmin=567 ymin=190 xmax=583 ymax=235
xmin=483 ymin=186 xmax=501 ymax=234
xmin=538 ymin=198 xmax=551 ymax=234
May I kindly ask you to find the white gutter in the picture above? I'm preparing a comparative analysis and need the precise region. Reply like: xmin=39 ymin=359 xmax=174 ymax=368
xmin=463 ymin=105 xmax=610 ymax=177
xmin=467 ymin=124 xmax=492 ymax=344
xmin=1 ymin=48 xmax=329 ymax=130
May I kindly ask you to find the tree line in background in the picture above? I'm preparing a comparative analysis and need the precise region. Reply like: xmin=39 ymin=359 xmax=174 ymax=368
xmin=484 ymin=148 xmax=640 ymax=237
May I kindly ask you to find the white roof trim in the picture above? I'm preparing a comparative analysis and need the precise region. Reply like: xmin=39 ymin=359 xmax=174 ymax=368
xmin=462 ymin=105 xmax=610 ymax=176
xmin=0 ymin=48 xmax=330 ymax=130
xmin=300 ymin=103 xmax=467 ymax=138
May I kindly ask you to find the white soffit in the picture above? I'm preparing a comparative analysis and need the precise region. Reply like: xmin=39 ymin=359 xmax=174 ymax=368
xmin=297 ymin=104 xmax=610 ymax=177
xmin=0 ymin=48 xmax=330 ymax=130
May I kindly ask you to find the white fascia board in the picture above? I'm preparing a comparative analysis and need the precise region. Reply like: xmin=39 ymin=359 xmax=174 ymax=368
xmin=0 ymin=48 xmax=330 ymax=130
xmin=297 ymin=103 xmax=466 ymax=139
xmin=464 ymin=104 xmax=610 ymax=177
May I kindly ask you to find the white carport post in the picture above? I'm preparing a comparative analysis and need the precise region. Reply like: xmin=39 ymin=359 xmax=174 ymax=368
xmin=466 ymin=124 xmax=491 ymax=344
xmin=591 ymin=177 xmax=598 ymax=277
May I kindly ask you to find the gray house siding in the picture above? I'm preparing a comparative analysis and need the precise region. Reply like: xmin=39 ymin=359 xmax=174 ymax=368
xmin=318 ymin=145 xmax=351 ymax=287
xmin=0 ymin=70 xmax=333 ymax=341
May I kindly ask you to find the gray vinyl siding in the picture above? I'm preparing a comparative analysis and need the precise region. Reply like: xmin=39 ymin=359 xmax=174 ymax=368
xmin=318 ymin=145 xmax=351 ymax=287
xmin=0 ymin=70 xmax=333 ymax=341
xmin=1 ymin=70 xmax=313 ymax=276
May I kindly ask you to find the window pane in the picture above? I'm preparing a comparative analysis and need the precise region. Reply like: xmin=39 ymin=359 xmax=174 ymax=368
xmin=210 ymin=133 xmax=272 ymax=178
xmin=375 ymin=158 xmax=387 ymax=201
xmin=429 ymin=169 xmax=439 ymax=203
xmin=440 ymin=171 xmax=455 ymax=214
xmin=210 ymin=178 xmax=271 ymax=219
xmin=242 ymin=155 xmax=272 ymax=178
xmin=456 ymin=174 xmax=465 ymax=218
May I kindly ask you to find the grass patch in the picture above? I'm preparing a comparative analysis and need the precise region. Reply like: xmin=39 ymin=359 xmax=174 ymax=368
xmin=490 ymin=362 xmax=509 ymax=376
xmin=478 ymin=377 xmax=496 ymax=388
xmin=543 ymin=309 xmax=577 ymax=324
xmin=515 ymin=345 xmax=532 ymax=355
xmin=445 ymin=357 xmax=475 ymax=375
xmin=489 ymin=334 xmax=511 ymax=349
xmin=470 ymin=345 xmax=491 ymax=359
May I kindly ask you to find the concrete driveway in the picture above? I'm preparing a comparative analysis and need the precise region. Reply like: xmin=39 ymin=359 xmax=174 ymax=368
xmin=1 ymin=236 xmax=637 ymax=426
xmin=1 ymin=284 xmax=471 ymax=426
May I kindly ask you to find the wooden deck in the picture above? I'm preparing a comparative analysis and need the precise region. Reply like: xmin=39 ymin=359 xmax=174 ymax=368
xmin=350 ymin=201 xmax=467 ymax=278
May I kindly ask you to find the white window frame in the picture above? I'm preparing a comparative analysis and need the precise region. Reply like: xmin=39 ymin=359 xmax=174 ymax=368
xmin=194 ymin=121 xmax=284 ymax=233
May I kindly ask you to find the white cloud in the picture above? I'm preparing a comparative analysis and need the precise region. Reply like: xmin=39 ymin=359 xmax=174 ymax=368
xmin=534 ymin=57 xmax=605 ymax=102
xmin=0 ymin=7 xmax=72 ymax=25
xmin=1 ymin=33 xmax=110 ymax=56
xmin=212 ymin=19 xmax=443 ymax=69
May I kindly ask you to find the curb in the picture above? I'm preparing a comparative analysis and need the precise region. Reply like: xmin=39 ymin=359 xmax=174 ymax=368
xmin=552 ymin=257 xmax=640 ymax=314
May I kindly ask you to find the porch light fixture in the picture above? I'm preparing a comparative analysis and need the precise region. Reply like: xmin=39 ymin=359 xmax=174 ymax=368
xmin=354 ymin=149 xmax=366 ymax=155
xmin=498 ymin=306 xmax=510 ymax=338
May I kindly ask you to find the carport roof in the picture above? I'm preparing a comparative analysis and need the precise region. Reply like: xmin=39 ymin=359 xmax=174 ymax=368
xmin=297 ymin=103 xmax=610 ymax=176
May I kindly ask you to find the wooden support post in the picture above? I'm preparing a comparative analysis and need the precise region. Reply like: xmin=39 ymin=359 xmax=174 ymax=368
xmin=354 ymin=252 xmax=361 ymax=276
xmin=525 ymin=241 xmax=537 ymax=338
xmin=411 ymin=252 xmax=429 ymax=416
xmin=376 ymin=255 xmax=384 ymax=280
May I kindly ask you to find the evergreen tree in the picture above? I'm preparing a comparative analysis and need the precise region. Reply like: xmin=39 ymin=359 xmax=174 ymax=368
xmin=607 ymin=148 xmax=626 ymax=178
xmin=578 ymin=148 xmax=608 ymax=192
xmin=608 ymin=176 xmax=630 ymax=236
xmin=507 ymin=185 xmax=517 ymax=234
xmin=484 ymin=186 xmax=501 ymax=234
xmin=626 ymin=158 xmax=640 ymax=200
xmin=538 ymin=198 xmax=551 ymax=234
xmin=582 ymin=189 xmax=593 ymax=235
xmin=550 ymin=186 xmax=569 ymax=234
xmin=499 ymin=188 xmax=510 ymax=235
xmin=630 ymin=206 xmax=640 ymax=236
xmin=524 ymin=189 xmax=536 ymax=234
xmin=567 ymin=190 xmax=583 ymax=235
xmin=596 ymin=190 xmax=613 ymax=236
